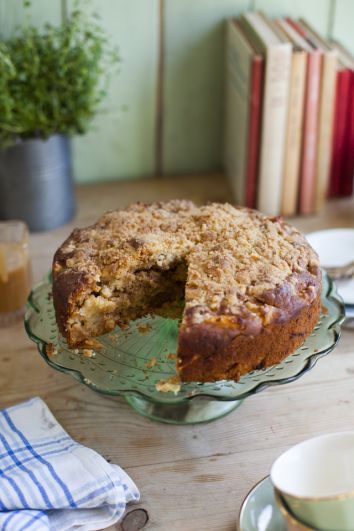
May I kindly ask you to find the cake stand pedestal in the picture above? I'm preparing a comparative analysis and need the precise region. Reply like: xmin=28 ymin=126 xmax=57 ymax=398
xmin=125 ymin=395 xmax=243 ymax=424
xmin=25 ymin=272 xmax=344 ymax=425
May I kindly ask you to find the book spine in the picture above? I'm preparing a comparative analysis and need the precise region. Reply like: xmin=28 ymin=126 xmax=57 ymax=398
xmin=224 ymin=21 xmax=251 ymax=204
xmin=257 ymin=45 xmax=292 ymax=216
xmin=329 ymin=69 xmax=351 ymax=196
xmin=340 ymin=71 xmax=354 ymax=196
xmin=245 ymin=57 xmax=264 ymax=209
xmin=281 ymin=51 xmax=307 ymax=216
xmin=298 ymin=50 xmax=322 ymax=214
xmin=315 ymin=52 xmax=337 ymax=211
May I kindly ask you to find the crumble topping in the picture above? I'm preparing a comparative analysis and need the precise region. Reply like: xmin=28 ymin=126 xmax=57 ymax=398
xmin=53 ymin=200 xmax=321 ymax=347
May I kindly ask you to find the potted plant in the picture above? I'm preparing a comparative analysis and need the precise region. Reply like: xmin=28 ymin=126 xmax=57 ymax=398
xmin=0 ymin=4 xmax=119 ymax=231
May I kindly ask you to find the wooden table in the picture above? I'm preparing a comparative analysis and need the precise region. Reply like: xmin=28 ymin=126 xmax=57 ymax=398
xmin=1 ymin=174 xmax=354 ymax=531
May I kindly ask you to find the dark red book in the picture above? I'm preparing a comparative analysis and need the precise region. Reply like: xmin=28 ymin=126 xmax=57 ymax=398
xmin=340 ymin=70 xmax=354 ymax=195
xmin=245 ymin=57 xmax=264 ymax=209
xmin=329 ymin=69 xmax=352 ymax=197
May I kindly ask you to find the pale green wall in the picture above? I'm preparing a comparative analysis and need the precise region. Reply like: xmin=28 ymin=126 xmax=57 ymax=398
xmin=1 ymin=0 xmax=353 ymax=183
xmin=68 ymin=0 xmax=159 ymax=184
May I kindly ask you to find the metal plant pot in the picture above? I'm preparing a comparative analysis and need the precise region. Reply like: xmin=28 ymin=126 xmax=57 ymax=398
xmin=0 ymin=134 xmax=75 ymax=231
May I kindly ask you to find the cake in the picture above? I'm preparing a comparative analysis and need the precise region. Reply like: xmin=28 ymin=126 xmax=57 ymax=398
xmin=52 ymin=200 xmax=321 ymax=382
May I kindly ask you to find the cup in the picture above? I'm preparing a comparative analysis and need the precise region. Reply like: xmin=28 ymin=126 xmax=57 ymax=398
xmin=0 ymin=221 xmax=32 ymax=325
xmin=273 ymin=488 xmax=314 ymax=530
xmin=271 ymin=432 xmax=354 ymax=530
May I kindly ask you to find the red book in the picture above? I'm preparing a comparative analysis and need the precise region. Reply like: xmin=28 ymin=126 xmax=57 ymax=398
xmin=286 ymin=18 xmax=322 ymax=214
xmin=329 ymin=69 xmax=352 ymax=196
xmin=340 ymin=71 xmax=354 ymax=196
xmin=245 ymin=57 xmax=264 ymax=209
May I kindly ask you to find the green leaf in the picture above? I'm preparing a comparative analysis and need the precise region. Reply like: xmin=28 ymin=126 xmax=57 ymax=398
xmin=0 ymin=0 xmax=120 ymax=148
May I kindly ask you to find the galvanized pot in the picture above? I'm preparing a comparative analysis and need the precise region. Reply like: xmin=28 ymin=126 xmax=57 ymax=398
xmin=0 ymin=134 xmax=75 ymax=231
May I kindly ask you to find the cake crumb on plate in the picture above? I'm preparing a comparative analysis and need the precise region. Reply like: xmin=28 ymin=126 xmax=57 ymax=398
xmin=145 ymin=356 xmax=157 ymax=368
xmin=46 ymin=343 xmax=57 ymax=357
xmin=82 ymin=349 xmax=95 ymax=358
xmin=156 ymin=376 xmax=181 ymax=394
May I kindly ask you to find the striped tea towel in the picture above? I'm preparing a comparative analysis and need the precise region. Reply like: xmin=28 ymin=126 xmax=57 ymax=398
xmin=0 ymin=397 xmax=140 ymax=530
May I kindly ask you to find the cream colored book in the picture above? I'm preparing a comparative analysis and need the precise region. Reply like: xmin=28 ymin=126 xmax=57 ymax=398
xmin=299 ymin=19 xmax=337 ymax=212
xmin=224 ymin=20 xmax=254 ymax=204
xmin=240 ymin=12 xmax=292 ymax=216
xmin=275 ymin=19 xmax=308 ymax=216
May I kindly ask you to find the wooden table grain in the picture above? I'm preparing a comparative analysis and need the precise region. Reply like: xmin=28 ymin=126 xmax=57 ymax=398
xmin=1 ymin=174 xmax=353 ymax=531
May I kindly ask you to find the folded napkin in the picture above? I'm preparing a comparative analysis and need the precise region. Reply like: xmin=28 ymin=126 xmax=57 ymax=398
xmin=0 ymin=397 xmax=139 ymax=531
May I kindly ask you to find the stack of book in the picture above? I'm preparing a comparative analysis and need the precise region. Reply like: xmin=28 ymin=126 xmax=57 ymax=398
xmin=224 ymin=12 xmax=354 ymax=216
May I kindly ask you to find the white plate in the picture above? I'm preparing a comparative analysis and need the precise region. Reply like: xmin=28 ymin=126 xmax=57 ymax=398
xmin=306 ymin=229 xmax=354 ymax=305
xmin=238 ymin=476 xmax=286 ymax=531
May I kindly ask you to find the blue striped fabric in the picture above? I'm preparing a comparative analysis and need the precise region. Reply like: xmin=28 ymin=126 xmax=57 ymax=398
xmin=0 ymin=398 xmax=140 ymax=530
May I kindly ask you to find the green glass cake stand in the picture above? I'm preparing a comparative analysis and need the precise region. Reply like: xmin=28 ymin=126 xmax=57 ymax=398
xmin=25 ymin=272 xmax=344 ymax=424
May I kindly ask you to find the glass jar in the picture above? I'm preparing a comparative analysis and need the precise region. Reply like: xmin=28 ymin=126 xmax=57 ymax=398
xmin=0 ymin=221 xmax=32 ymax=325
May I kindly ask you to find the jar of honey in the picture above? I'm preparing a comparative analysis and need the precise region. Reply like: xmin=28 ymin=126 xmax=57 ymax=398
xmin=0 ymin=221 xmax=32 ymax=325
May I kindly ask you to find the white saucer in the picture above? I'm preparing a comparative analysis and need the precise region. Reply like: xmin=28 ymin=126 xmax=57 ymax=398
xmin=238 ymin=476 xmax=285 ymax=530
xmin=306 ymin=229 xmax=354 ymax=307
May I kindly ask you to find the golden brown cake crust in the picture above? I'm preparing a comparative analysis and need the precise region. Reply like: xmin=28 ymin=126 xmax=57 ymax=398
xmin=177 ymin=291 xmax=321 ymax=382
xmin=52 ymin=200 xmax=322 ymax=381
